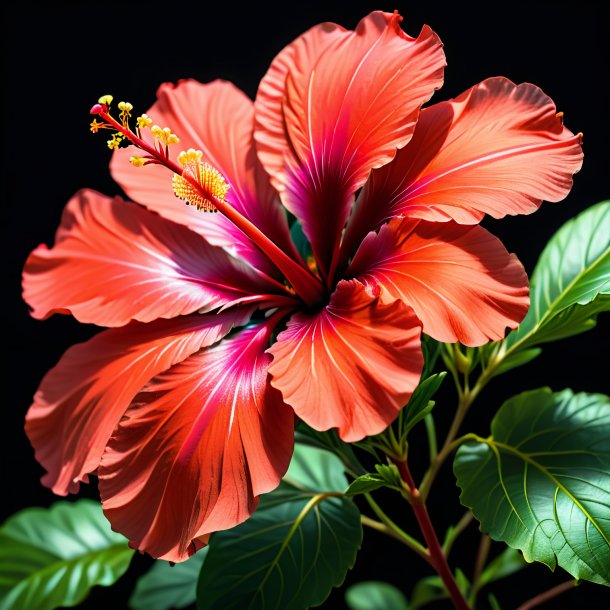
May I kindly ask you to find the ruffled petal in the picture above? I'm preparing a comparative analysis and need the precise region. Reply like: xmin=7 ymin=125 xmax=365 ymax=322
xmin=348 ymin=218 xmax=529 ymax=346
xmin=268 ymin=280 xmax=422 ymax=442
xmin=344 ymin=78 xmax=583 ymax=254
xmin=25 ymin=309 xmax=252 ymax=495
xmin=23 ymin=190 xmax=282 ymax=327
xmin=254 ymin=20 xmax=347 ymax=186
xmin=255 ymin=11 xmax=445 ymax=276
xmin=98 ymin=320 xmax=294 ymax=562
xmin=110 ymin=80 xmax=296 ymax=276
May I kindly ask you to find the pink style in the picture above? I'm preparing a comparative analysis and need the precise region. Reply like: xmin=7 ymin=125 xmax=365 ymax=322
xmin=22 ymin=11 xmax=582 ymax=562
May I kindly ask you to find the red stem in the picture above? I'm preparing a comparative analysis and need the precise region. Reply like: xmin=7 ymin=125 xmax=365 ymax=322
xmin=394 ymin=459 xmax=471 ymax=610
xmin=516 ymin=580 xmax=575 ymax=610
xmin=99 ymin=111 xmax=324 ymax=307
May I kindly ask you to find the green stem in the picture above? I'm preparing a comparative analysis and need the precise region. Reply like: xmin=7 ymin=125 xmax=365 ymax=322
xmin=363 ymin=493 xmax=431 ymax=564
xmin=361 ymin=514 xmax=393 ymax=535
xmin=442 ymin=347 xmax=464 ymax=401
xmin=419 ymin=365 xmax=493 ymax=501
xmin=420 ymin=432 xmax=483 ymax=500
xmin=424 ymin=413 xmax=438 ymax=464
xmin=394 ymin=459 xmax=471 ymax=610
xmin=361 ymin=515 xmax=425 ymax=553
xmin=443 ymin=511 xmax=474 ymax=557
xmin=469 ymin=534 xmax=491 ymax=607
xmin=386 ymin=425 xmax=405 ymax=459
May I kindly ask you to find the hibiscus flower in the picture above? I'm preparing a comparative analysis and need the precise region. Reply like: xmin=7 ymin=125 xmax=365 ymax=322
xmin=22 ymin=10 xmax=582 ymax=561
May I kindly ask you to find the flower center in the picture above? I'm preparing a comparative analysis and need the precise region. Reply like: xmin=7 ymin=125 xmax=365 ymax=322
xmin=89 ymin=96 xmax=325 ymax=307
xmin=172 ymin=151 xmax=230 ymax=213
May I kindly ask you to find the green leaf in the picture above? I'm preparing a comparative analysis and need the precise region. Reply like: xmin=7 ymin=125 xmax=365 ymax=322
xmin=345 ymin=581 xmax=409 ymax=610
xmin=491 ymin=348 xmax=542 ymax=376
xmin=289 ymin=220 xmax=312 ymax=262
xmin=196 ymin=445 xmax=362 ymax=609
xmin=410 ymin=576 xmax=446 ymax=609
xmin=410 ymin=570 xmax=469 ymax=609
xmin=0 ymin=499 xmax=133 ymax=610
xmin=454 ymin=388 xmax=610 ymax=586
xmin=283 ymin=442 xmax=347 ymax=492
xmin=346 ymin=464 xmax=403 ymax=497
xmin=375 ymin=464 xmax=403 ymax=487
xmin=398 ymin=373 xmax=446 ymax=439
xmin=478 ymin=547 xmax=526 ymax=588
xmin=293 ymin=426 xmax=367 ymax=477
xmin=421 ymin=336 xmax=442 ymax=378
xmin=129 ymin=549 xmax=207 ymax=610
xmin=488 ymin=593 xmax=503 ymax=610
xmin=502 ymin=201 xmax=610 ymax=356
xmin=454 ymin=568 xmax=470 ymax=596
xmin=346 ymin=473 xmax=388 ymax=496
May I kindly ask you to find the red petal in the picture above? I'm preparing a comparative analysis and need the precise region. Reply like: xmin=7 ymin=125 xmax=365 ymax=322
xmin=25 ymin=309 xmax=252 ymax=495
xmin=23 ymin=190 xmax=281 ymax=327
xmin=255 ymin=11 xmax=445 ymax=276
xmin=98 ymin=321 xmax=294 ymax=561
xmin=254 ymin=20 xmax=347 ymax=188
xmin=348 ymin=218 xmax=529 ymax=346
xmin=268 ymin=280 xmax=422 ymax=442
xmin=344 ymin=78 xmax=583 ymax=253
xmin=110 ymin=80 xmax=296 ymax=276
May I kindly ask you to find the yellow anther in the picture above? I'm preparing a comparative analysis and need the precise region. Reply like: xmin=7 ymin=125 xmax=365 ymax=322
xmin=117 ymin=101 xmax=133 ymax=126
xmin=90 ymin=119 xmax=104 ymax=133
xmin=151 ymin=125 xmax=179 ymax=146
xmin=130 ymin=156 xmax=147 ymax=167
xmin=98 ymin=94 xmax=113 ymax=106
xmin=107 ymin=133 xmax=123 ymax=150
xmin=177 ymin=149 xmax=204 ymax=167
xmin=172 ymin=162 xmax=230 ymax=212
xmin=136 ymin=114 xmax=153 ymax=129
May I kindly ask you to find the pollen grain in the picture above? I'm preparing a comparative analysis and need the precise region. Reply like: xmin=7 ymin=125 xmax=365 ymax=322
xmin=172 ymin=161 xmax=230 ymax=212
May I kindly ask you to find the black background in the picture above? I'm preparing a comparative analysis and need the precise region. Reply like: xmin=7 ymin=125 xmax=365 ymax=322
xmin=2 ymin=2 xmax=609 ymax=609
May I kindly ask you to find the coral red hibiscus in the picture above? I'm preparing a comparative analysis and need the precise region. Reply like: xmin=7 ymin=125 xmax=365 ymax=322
xmin=22 ymin=10 xmax=582 ymax=561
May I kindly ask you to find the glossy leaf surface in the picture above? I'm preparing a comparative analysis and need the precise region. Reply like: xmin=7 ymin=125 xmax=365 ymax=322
xmin=455 ymin=388 xmax=610 ymax=585
xmin=197 ymin=445 xmax=362 ymax=609
xmin=0 ymin=500 xmax=133 ymax=610
xmin=129 ymin=550 xmax=207 ymax=610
